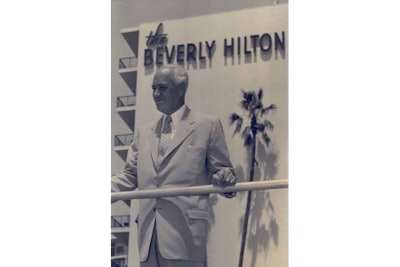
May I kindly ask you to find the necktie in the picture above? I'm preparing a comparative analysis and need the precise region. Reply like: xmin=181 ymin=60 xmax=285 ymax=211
xmin=158 ymin=115 xmax=172 ymax=158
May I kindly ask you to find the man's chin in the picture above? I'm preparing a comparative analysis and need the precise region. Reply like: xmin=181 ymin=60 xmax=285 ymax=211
xmin=156 ymin=104 xmax=167 ymax=114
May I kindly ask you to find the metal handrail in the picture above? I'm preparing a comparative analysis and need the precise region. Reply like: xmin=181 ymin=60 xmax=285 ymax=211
xmin=119 ymin=56 xmax=138 ymax=69
xmin=111 ymin=180 xmax=288 ymax=202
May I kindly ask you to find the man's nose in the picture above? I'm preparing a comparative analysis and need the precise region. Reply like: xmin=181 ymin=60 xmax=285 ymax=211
xmin=153 ymin=89 xmax=160 ymax=96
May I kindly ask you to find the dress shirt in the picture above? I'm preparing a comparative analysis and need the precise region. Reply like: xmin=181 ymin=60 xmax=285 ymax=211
xmin=160 ymin=105 xmax=186 ymax=140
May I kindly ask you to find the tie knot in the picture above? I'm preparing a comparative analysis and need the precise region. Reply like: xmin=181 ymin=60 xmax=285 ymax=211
xmin=162 ymin=115 xmax=172 ymax=133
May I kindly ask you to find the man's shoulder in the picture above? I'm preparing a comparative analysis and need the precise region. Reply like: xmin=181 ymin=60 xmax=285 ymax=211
xmin=190 ymin=110 xmax=220 ymax=123
xmin=189 ymin=111 xmax=223 ymax=132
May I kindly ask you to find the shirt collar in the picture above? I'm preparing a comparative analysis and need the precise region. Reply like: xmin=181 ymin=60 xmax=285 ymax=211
xmin=162 ymin=105 xmax=186 ymax=126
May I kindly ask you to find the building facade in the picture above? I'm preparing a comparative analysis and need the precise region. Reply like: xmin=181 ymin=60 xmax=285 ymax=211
xmin=112 ymin=2 xmax=288 ymax=267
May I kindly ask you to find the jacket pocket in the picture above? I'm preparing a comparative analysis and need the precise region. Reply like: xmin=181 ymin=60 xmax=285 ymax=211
xmin=187 ymin=210 xmax=209 ymax=247
xmin=187 ymin=210 xmax=209 ymax=220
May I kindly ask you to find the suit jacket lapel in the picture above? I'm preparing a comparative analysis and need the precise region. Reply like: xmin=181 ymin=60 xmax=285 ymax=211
xmin=159 ymin=107 xmax=195 ymax=164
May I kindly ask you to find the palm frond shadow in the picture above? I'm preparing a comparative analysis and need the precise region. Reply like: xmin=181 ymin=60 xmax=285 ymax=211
xmin=238 ymin=141 xmax=280 ymax=267
xmin=230 ymin=88 xmax=278 ymax=267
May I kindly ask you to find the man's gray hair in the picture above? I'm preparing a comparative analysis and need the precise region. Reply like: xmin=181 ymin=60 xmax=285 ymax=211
xmin=161 ymin=64 xmax=189 ymax=90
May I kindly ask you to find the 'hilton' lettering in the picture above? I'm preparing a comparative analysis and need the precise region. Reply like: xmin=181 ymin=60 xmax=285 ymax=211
xmin=224 ymin=31 xmax=286 ymax=58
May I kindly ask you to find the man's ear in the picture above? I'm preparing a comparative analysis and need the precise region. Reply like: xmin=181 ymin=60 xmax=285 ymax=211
xmin=177 ymin=84 xmax=186 ymax=97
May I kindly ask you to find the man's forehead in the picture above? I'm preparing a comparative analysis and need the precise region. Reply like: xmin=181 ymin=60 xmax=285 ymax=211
xmin=156 ymin=68 xmax=172 ymax=76
xmin=153 ymin=70 xmax=172 ymax=83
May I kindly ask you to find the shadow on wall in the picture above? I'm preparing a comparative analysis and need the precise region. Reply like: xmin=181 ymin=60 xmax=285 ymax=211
xmin=207 ymin=194 xmax=218 ymax=234
xmin=236 ymin=140 xmax=280 ymax=267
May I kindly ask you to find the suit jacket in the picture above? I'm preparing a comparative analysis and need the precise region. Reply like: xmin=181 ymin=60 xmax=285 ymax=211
xmin=112 ymin=106 xmax=234 ymax=262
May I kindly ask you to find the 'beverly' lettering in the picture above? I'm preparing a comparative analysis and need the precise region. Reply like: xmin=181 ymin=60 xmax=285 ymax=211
xmin=144 ymin=41 xmax=216 ymax=66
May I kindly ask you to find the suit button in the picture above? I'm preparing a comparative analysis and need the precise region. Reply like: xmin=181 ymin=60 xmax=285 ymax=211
xmin=153 ymin=208 xmax=156 ymax=212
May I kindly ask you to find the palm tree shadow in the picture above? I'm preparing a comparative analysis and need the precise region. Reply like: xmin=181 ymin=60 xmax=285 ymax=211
xmin=234 ymin=164 xmax=246 ymax=202
xmin=244 ymin=140 xmax=280 ymax=267
xmin=257 ymin=139 xmax=279 ymax=181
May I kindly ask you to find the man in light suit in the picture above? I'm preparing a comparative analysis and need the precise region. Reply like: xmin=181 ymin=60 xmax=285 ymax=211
xmin=112 ymin=64 xmax=237 ymax=267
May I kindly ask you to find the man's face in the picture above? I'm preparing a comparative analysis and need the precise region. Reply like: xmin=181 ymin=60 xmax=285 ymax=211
xmin=152 ymin=69 xmax=183 ymax=114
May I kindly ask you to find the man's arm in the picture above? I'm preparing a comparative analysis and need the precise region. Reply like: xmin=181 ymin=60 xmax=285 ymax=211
xmin=111 ymin=131 xmax=139 ymax=193
xmin=206 ymin=119 xmax=237 ymax=197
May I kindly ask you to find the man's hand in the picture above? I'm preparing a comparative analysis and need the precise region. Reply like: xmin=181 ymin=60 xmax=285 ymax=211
xmin=211 ymin=168 xmax=237 ymax=198
xmin=222 ymin=191 xmax=236 ymax=199
xmin=212 ymin=168 xmax=237 ymax=187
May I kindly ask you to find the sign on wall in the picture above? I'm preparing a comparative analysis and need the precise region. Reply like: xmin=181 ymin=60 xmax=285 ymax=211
xmin=143 ymin=22 xmax=286 ymax=67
